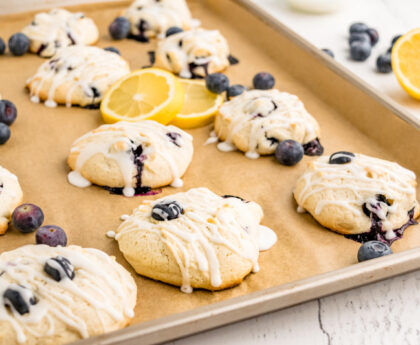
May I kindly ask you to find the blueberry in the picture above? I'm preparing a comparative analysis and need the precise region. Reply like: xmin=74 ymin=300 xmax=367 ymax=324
xmin=0 ymin=123 xmax=10 ymax=145
xmin=12 ymin=204 xmax=44 ymax=233
xmin=104 ymin=46 xmax=120 ymax=55
xmin=348 ymin=32 xmax=370 ymax=45
xmin=376 ymin=53 xmax=392 ymax=73
xmin=350 ymin=40 xmax=371 ymax=61
xmin=3 ymin=284 xmax=37 ymax=315
xmin=366 ymin=28 xmax=379 ymax=46
xmin=321 ymin=48 xmax=334 ymax=58
xmin=165 ymin=26 xmax=183 ymax=37
xmin=109 ymin=17 xmax=131 ymax=40
xmin=349 ymin=22 xmax=369 ymax=34
xmin=222 ymin=195 xmax=245 ymax=201
xmin=329 ymin=151 xmax=355 ymax=164
xmin=0 ymin=37 xmax=5 ymax=55
xmin=152 ymin=200 xmax=183 ymax=221
xmin=8 ymin=33 xmax=30 ymax=56
xmin=44 ymin=256 xmax=75 ymax=281
xmin=357 ymin=241 xmax=392 ymax=262
xmin=227 ymin=84 xmax=247 ymax=98
xmin=275 ymin=140 xmax=304 ymax=166
xmin=0 ymin=100 xmax=17 ymax=125
xmin=252 ymin=72 xmax=275 ymax=90
xmin=205 ymin=73 xmax=229 ymax=94
xmin=391 ymin=34 xmax=402 ymax=46
xmin=36 ymin=225 xmax=67 ymax=247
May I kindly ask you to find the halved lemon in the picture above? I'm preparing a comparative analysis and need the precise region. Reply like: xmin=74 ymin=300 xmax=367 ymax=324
xmin=392 ymin=28 xmax=420 ymax=100
xmin=101 ymin=68 xmax=184 ymax=124
xmin=170 ymin=79 xmax=224 ymax=129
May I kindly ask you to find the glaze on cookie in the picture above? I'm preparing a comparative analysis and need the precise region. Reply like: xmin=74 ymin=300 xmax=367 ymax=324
xmin=294 ymin=152 xmax=419 ymax=244
xmin=0 ymin=244 xmax=136 ymax=345
xmin=113 ymin=187 xmax=277 ymax=292
xmin=67 ymin=120 xmax=193 ymax=197
xmin=0 ymin=166 xmax=23 ymax=235
xmin=21 ymin=8 xmax=99 ymax=58
xmin=26 ymin=46 xmax=130 ymax=108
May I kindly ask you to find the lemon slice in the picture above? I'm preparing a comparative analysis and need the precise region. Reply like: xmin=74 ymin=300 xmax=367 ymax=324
xmin=101 ymin=68 xmax=184 ymax=124
xmin=392 ymin=28 xmax=420 ymax=100
xmin=170 ymin=79 xmax=224 ymax=129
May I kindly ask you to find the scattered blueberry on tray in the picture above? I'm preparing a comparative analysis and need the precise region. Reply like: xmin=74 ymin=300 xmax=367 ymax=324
xmin=357 ymin=240 xmax=393 ymax=262
xmin=0 ymin=37 xmax=5 ymax=55
xmin=227 ymin=84 xmax=247 ymax=99
xmin=205 ymin=73 xmax=230 ymax=94
xmin=0 ymin=123 xmax=10 ymax=144
xmin=36 ymin=225 xmax=68 ymax=247
xmin=109 ymin=17 xmax=131 ymax=40
xmin=275 ymin=140 xmax=304 ymax=166
xmin=8 ymin=33 xmax=30 ymax=56
xmin=12 ymin=203 xmax=44 ymax=233
xmin=253 ymin=72 xmax=275 ymax=90
xmin=104 ymin=46 xmax=120 ymax=55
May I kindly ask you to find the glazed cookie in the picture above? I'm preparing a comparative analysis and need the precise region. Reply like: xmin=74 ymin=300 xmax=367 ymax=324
xmin=123 ymin=0 xmax=196 ymax=41
xmin=26 ymin=46 xmax=130 ymax=108
xmin=212 ymin=89 xmax=323 ymax=159
xmin=21 ymin=8 xmax=99 ymax=58
xmin=67 ymin=120 xmax=193 ymax=197
xmin=294 ymin=152 xmax=419 ymax=244
xmin=0 ymin=244 xmax=137 ymax=345
xmin=0 ymin=166 xmax=23 ymax=235
xmin=112 ymin=187 xmax=277 ymax=292
xmin=153 ymin=28 xmax=231 ymax=78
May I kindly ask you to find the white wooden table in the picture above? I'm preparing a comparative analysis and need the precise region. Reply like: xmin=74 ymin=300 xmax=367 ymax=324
xmin=165 ymin=0 xmax=420 ymax=343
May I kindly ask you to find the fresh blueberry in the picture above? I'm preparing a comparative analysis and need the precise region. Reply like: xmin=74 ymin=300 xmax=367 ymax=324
xmin=12 ymin=204 xmax=44 ymax=233
xmin=357 ymin=241 xmax=392 ymax=262
xmin=376 ymin=53 xmax=392 ymax=73
xmin=205 ymin=73 xmax=229 ymax=94
xmin=36 ymin=225 xmax=67 ymax=247
xmin=275 ymin=140 xmax=304 ymax=166
xmin=0 ymin=37 xmax=5 ymax=55
xmin=165 ymin=26 xmax=183 ymax=37
xmin=329 ymin=151 xmax=355 ymax=164
xmin=391 ymin=34 xmax=402 ymax=46
xmin=222 ymin=195 xmax=245 ymax=201
xmin=350 ymin=40 xmax=371 ymax=61
xmin=8 ymin=33 xmax=30 ymax=56
xmin=348 ymin=32 xmax=370 ymax=45
xmin=3 ymin=284 xmax=37 ymax=315
xmin=104 ymin=46 xmax=120 ymax=55
xmin=253 ymin=72 xmax=275 ymax=90
xmin=321 ymin=48 xmax=334 ymax=58
xmin=0 ymin=100 xmax=17 ymax=125
xmin=152 ymin=200 xmax=183 ymax=221
xmin=366 ymin=28 xmax=379 ymax=46
xmin=44 ymin=256 xmax=75 ymax=281
xmin=349 ymin=22 xmax=369 ymax=34
xmin=227 ymin=84 xmax=247 ymax=98
xmin=0 ymin=123 xmax=10 ymax=145
xmin=109 ymin=17 xmax=131 ymax=40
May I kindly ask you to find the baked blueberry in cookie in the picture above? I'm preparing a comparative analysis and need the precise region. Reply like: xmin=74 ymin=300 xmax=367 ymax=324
xmin=112 ymin=187 xmax=277 ymax=293
xmin=0 ymin=165 xmax=23 ymax=235
xmin=294 ymin=153 xmax=419 ymax=244
xmin=0 ymin=244 xmax=136 ymax=344
xmin=213 ymin=89 xmax=323 ymax=159
xmin=67 ymin=121 xmax=193 ymax=197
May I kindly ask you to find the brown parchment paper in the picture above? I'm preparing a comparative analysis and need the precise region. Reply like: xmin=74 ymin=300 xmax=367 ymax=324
xmin=0 ymin=0 xmax=419 ymax=331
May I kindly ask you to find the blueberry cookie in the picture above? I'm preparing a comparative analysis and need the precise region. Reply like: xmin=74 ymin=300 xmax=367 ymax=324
xmin=294 ymin=152 xmax=419 ymax=244
xmin=153 ymin=28 xmax=231 ymax=78
xmin=123 ymin=0 xmax=196 ymax=41
xmin=21 ymin=8 xmax=99 ymax=58
xmin=0 ymin=244 xmax=136 ymax=345
xmin=112 ymin=187 xmax=277 ymax=292
xmin=67 ymin=120 xmax=193 ymax=197
xmin=0 ymin=166 xmax=23 ymax=235
xmin=213 ymin=89 xmax=323 ymax=159
xmin=26 ymin=46 xmax=130 ymax=108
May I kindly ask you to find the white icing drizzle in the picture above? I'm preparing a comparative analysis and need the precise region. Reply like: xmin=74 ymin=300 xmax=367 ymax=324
xmin=106 ymin=231 xmax=116 ymax=238
xmin=26 ymin=45 xmax=130 ymax=107
xmin=68 ymin=121 xmax=193 ymax=196
xmin=214 ymin=89 xmax=320 ymax=158
xmin=114 ymin=188 xmax=277 ymax=292
xmin=0 ymin=244 xmax=136 ymax=344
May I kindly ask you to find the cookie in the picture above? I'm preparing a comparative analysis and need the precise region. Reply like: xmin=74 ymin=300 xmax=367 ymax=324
xmin=0 ymin=244 xmax=136 ymax=345
xmin=21 ymin=8 xmax=99 ymax=58
xmin=154 ymin=28 xmax=230 ymax=78
xmin=294 ymin=152 xmax=419 ymax=244
xmin=67 ymin=120 xmax=193 ymax=197
xmin=213 ymin=89 xmax=323 ymax=159
xmin=0 ymin=166 xmax=23 ymax=235
xmin=26 ymin=46 xmax=130 ymax=108
xmin=112 ymin=187 xmax=277 ymax=292
xmin=123 ymin=0 xmax=196 ymax=41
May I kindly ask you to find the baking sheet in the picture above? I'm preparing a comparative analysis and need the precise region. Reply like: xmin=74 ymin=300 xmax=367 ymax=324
xmin=0 ymin=0 xmax=419 ymax=343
